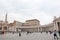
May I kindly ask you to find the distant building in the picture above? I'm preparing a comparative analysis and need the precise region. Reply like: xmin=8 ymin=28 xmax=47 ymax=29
xmin=41 ymin=23 xmax=54 ymax=32
xmin=22 ymin=19 xmax=40 ymax=26
xmin=8 ymin=20 xmax=23 ymax=31
xmin=16 ymin=19 xmax=40 ymax=32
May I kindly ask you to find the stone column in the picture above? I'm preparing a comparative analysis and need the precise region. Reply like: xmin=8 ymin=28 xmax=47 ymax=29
xmin=54 ymin=21 xmax=58 ymax=31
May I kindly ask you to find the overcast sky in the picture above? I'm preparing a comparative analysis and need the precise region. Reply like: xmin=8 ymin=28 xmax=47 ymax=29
xmin=0 ymin=0 xmax=60 ymax=25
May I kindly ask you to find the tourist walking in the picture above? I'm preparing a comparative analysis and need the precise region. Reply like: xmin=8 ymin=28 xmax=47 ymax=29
xmin=54 ymin=30 xmax=58 ymax=39
xmin=49 ymin=31 xmax=52 ymax=34
xmin=27 ymin=31 xmax=29 ymax=34
xmin=19 ymin=32 xmax=21 ymax=36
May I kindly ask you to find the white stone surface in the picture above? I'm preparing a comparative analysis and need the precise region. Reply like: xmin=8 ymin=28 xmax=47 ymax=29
xmin=0 ymin=32 xmax=60 ymax=40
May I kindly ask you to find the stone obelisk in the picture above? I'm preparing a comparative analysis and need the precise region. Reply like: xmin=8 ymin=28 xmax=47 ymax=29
xmin=5 ymin=12 xmax=8 ymax=31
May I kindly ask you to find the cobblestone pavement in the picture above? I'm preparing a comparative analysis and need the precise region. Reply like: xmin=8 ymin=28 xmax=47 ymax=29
xmin=0 ymin=32 xmax=60 ymax=40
